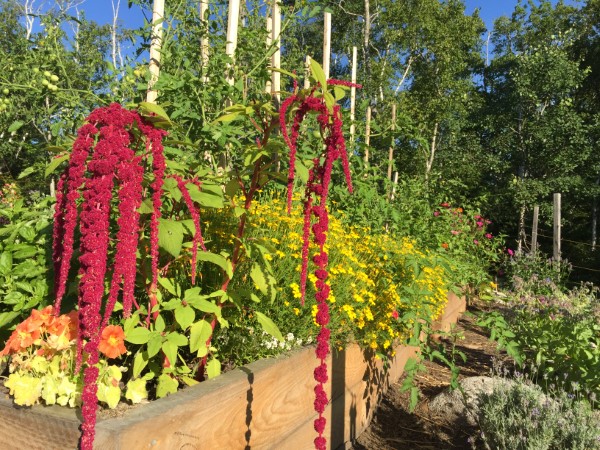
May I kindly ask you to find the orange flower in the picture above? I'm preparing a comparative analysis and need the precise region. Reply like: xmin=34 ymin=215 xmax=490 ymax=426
xmin=98 ymin=325 xmax=127 ymax=359
xmin=441 ymin=242 xmax=449 ymax=249
xmin=2 ymin=319 xmax=42 ymax=354
xmin=29 ymin=306 xmax=55 ymax=330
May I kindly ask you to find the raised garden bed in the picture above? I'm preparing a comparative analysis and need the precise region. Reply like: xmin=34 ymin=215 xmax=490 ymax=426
xmin=0 ymin=292 xmax=465 ymax=450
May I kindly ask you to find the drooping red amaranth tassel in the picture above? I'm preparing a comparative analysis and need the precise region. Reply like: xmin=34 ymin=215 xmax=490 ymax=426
xmin=280 ymin=79 xmax=358 ymax=450
xmin=51 ymin=103 xmax=168 ymax=450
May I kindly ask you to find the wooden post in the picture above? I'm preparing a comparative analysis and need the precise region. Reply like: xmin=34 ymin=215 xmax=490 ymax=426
xmin=364 ymin=106 xmax=371 ymax=164
xmin=531 ymin=205 xmax=539 ymax=254
xmin=387 ymin=103 xmax=396 ymax=181
xmin=304 ymin=55 xmax=311 ymax=89
xmin=147 ymin=0 xmax=165 ymax=103
xmin=200 ymin=0 xmax=209 ymax=82
xmin=322 ymin=12 xmax=331 ymax=79
xmin=350 ymin=46 xmax=357 ymax=149
xmin=271 ymin=0 xmax=281 ymax=103
xmin=553 ymin=193 xmax=561 ymax=261
xmin=265 ymin=16 xmax=272 ymax=94
xmin=225 ymin=0 xmax=240 ymax=85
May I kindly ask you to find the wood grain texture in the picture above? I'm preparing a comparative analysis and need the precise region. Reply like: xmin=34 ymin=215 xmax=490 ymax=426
xmin=0 ymin=293 xmax=465 ymax=450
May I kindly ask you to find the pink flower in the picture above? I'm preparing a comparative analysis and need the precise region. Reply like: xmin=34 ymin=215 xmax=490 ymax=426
xmin=485 ymin=233 xmax=493 ymax=239
xmin=473 ymin=239 xmax=479 ymax=245
xmin=433 ymin=211 xmax=440 ymax=217
xmin=508 ymin=248 xmax=514 ymax=256
xmin=451 ymin=230 xmax=459 ymax=236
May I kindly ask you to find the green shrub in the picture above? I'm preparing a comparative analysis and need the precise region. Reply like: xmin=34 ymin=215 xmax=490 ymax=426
xmin=473 ymin=377 xmax=600 ymax=450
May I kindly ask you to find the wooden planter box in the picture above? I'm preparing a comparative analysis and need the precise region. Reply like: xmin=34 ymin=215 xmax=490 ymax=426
xmin=0 ymin=293 xmax=466 ymax=450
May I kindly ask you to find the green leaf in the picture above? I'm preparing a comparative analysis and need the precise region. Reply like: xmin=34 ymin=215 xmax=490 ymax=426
xmin=309 ymin=58 xmax=327 ymax=90
xmin=250 ymin=263 xmax=268 ymax=296
xmin=17 ymin=167 xmax=35 ymax=179
xmin=166 ymin=332 xmax=188 ymax=347
xmin=139 ymin=102 xmax=172 ymax=124
xmin=206 ymin=358 xmax=221 ymax=379
xmin=45 ymin=154 xmax=70 ymax=177
xmin=8 ymin=121 xmax=24 ymax=133
xmin=175 ymin=305 xmax=195 ymax=330
xmin=254 ymin=311 xmax=283 ymax=342
xmin=161 ymin=341 xmax=178 ymax=368
xmin=133 ymin=351 xmax=149 ymax=378
xmin=147 ymin=333 xmax=163 ymax=358
xmin=0 ymin=252 xmax=12 ymax=274
xmin=186 ymin=298 xmax=221 ymax=316
xmin=189 ymin=319 xmax=213 ymax=356
xmin=156 ymin=374 xmax=178 ymax=398
xmin=296 ymin=159 xmax=309 ymax=184
xmin=12 ymin=245 xmax=38 ymax=259
xmin=197 ymin=251 xmax=233 ymax=279
xmin=158 ymin=218 xmax=184 ymax=257
xmin=213 ymin=112 xmax=242 ymax=123
xmin=157 ymin=277 xmax=178 ymax=296
xmin=186 ymin=183 xmax=224 ymax=208
xmin=333 ymin=86 xmax=346 ymax=101
xmin=151 ymin=314 xmax=164 ymax=332
xmin=125 ymin=378 xmax=148 ymax=404
xmin=125 ymin=327 xmax=152 ymax=345
xmin=0 ymin=311 xmax=20 ymax=329
xmin=267 ymin=67 xmax=298 ymax=79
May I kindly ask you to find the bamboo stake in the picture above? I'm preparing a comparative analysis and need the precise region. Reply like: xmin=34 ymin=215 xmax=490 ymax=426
xmin=265 ymin=15 xmax=272 ymax=94
xmin=364 ymin=106 xmax=371 ymax=164
xmin=350 ymin=46 xmax=357 ymax=148
xmin=387 ymin=103 xmax=396 ymax=180
xmin=200 ymin=0 xmax=209 ymax=82
xmin=147 ymin=0 xmax=165 ymax=103
xmin=323 ymin=12 xmax=331 ymax=79
xmin=304 ymin=55 xmax=311 ymax=89
xmin=225 ymin=0 xmax=240 ymax=86
xmin=271 ymin=0 xmax=281 ymax=103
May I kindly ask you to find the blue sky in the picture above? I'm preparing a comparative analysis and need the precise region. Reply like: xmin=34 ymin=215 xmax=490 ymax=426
xmin=82 ymin=1 xmax=581 ymax=34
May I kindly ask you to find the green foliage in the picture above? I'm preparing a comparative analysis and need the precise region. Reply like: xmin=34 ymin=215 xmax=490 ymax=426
xmin=479 ymin=277 xmax=600 ymax=400
xmin=0 ymin=190 xmax=53 ymax=337
xmin=473 ymin=377 xmax=600 ymax=449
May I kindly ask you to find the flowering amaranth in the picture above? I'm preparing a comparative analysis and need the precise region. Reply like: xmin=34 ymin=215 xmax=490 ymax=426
xmin=280 ymin=78 xmax=360 ymax=450
xmin=52 ymin=103 xmax=168 ymax=450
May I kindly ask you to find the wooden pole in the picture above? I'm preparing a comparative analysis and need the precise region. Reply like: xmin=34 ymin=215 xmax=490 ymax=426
xmin=304 ymin=55 xmax=310 ymax=89
xmin=322 ymin=12 xmax=331 ymax=79
xmin=271 ymin=0 xmax=281 ymax=103
xmin=225 ymin=0 xmax=240 ymax=86
xmin=531 ymin=205 xmax=539 ymax=254
xmin=553 ymin=193 xmax=561 ymax=261
xmin=147 ymin=0 xmax=165 ymax=103
xmin=200 ymin=0 xmax=209 ymax=82
xmin=364 ymin=106 xmax=371 ymax=164
xmin=350 ymin=46 xmax=357 ymax=148
xmin=387 ymin=103 xmax=396 ymax=180
xmin=265 ymin=15 xmax=272 ymax=94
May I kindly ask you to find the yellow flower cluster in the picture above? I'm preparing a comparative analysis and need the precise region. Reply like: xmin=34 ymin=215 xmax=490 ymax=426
xmin=245 ymin=196 xmax=451 ymax=354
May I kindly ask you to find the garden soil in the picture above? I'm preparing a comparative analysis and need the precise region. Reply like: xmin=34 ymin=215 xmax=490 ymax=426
xmin=353 ymin=304 xmax=505 ymax=450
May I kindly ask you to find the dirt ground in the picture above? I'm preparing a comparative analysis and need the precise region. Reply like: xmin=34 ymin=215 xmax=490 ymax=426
xmin=353 ymin=306 xmax=504 ymax=450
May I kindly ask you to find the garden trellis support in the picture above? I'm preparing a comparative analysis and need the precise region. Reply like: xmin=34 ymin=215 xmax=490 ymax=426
xmin=147 ymin=0 xmax=164 ymax=103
